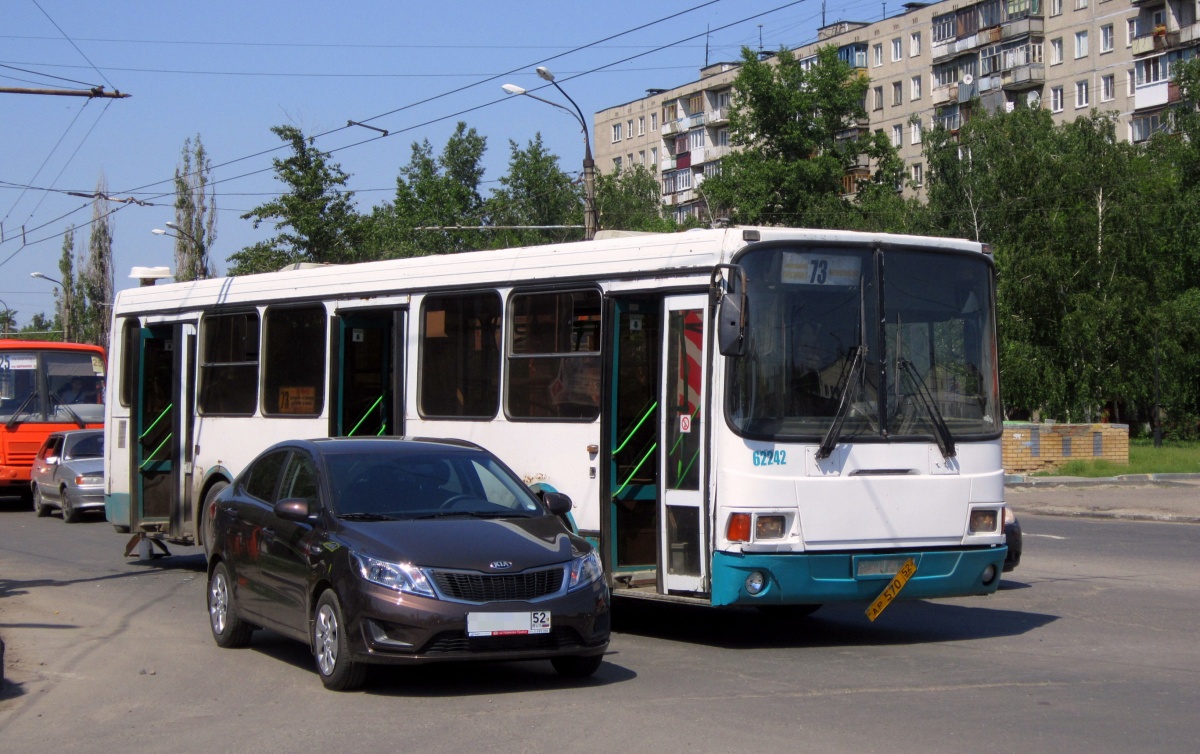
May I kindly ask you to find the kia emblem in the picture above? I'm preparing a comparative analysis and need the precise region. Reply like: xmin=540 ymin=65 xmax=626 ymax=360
xmin=490 ymin=561 xmax=513 ymax=570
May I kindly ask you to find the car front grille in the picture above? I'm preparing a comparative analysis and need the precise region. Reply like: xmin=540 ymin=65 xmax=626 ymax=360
xmin=430 ymin=566 xmax=565 ymax=603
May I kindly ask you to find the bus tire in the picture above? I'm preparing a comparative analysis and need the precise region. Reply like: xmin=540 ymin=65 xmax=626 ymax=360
xmin=208 ymin=561 xmax=254 ymax=648
xmin=33 ymin=486 xmax=50 ymax=517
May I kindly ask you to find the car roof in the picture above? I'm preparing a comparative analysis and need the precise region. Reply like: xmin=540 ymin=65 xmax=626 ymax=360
xmin=273 ymin=436 xmax=485 ymax=456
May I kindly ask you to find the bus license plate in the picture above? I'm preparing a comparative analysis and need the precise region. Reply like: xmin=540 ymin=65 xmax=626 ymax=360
xmin=857 ymin=557 xmax=910 ymax=576
xmin=467 ymin=611 xmax=551 ymax=637
xmin=865 ymin=558 xmax=917 ymax=622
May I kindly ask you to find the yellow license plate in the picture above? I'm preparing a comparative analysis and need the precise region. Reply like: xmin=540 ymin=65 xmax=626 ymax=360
xmin=865 ymin=558 xmax=917 ymax=622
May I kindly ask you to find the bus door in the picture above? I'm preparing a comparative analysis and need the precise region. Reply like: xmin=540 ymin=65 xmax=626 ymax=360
xmin=333 ymin=311 xmax=403 ymax=437
xmin=134 ymin=324 xmax=182 ymax=528
xmin=607 ymin=298 xmax=661 ymax=589
xmin=660 ymin=296 xmax=709 ymax=594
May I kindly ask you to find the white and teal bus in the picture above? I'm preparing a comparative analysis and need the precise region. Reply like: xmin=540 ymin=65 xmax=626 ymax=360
xmin=105 ymin=227 xmax=1008 ymax=611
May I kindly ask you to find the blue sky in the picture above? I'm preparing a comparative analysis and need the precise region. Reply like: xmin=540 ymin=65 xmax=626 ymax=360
xmin=1 ymin=0 xmax=883 ymax=326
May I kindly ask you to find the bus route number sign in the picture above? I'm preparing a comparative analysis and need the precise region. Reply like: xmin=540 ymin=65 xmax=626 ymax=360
xmin=865 ymin=558 xmax=917 ymax=622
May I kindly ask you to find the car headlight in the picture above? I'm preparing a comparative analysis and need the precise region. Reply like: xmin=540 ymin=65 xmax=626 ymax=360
xmin=568 ymin=550 xmax=603 ymax=591
xmin=352 ymin=552 xmax=437 ymax=599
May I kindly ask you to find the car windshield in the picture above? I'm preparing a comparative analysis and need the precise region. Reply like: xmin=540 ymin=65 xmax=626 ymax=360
xmin=66 ymin=433 xmax=104 ymax=459
xmin=323 ymin=448 xmax=545 ymax=519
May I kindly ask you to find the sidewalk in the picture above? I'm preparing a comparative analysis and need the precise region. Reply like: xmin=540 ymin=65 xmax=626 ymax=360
xmin=1005 ymin=473 xmax=1200 ymax=524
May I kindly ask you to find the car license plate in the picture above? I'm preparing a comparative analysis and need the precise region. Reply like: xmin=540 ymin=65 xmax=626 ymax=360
xmin=467 ymin=611 xmax=551 ymax=637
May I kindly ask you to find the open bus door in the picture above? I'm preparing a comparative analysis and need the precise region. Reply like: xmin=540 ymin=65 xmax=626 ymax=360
xmin=130 ymin=323 xmax=193 ymax=552
xmin=332 ymin=310 xmax=403 ymax=437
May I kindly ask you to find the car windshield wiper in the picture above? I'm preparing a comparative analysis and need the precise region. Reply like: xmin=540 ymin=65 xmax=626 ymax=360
xmin=897 ymin=358 xmax=956 ymax=459
xmin=816 ymin=344 xmax=867 ymax=460
xmin=410 ymin=509 xmax=530 ymax=520
xmin=337 ymin=512 xmax=399 ymax=521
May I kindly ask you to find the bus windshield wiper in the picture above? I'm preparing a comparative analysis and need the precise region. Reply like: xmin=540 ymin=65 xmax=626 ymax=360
xmin=817 ymin=344 xmax=867 ymax=460
xmin=4 ymin=392 xmax=38 ymax=430
xmin=897 ymin=358 xmax=956 ymax=459
xmin=50 ymin=392 xmax=87 ymax=429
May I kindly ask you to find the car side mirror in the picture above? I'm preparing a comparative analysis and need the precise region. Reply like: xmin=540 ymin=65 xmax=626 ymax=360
xmin=274 ymin=498 xmax=316 ymax=522
xmin=541 ymin=491 xmax=572 ymax=517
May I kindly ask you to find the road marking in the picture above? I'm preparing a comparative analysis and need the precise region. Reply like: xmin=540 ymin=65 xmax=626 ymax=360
xmin=1027 ymin=533 xmax=1065 ymax=540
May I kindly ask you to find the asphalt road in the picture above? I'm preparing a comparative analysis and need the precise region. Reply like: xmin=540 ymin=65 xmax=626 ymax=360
xmin=2 ymin=496 xmax=1199 ymax=753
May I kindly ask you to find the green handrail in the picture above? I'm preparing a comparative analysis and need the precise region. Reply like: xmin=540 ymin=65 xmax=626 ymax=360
xmin=140 ymin=433 xmax=173 ymax=471
xmin=138 ymin=404 xmax=173 ymax=441
xmin=614 ymin=442 xmax=657 ymax=498
xmin=347 ymin=395 xmax=385 ymax=437
xmin=614 ymin=401 xmax=657 ymax=454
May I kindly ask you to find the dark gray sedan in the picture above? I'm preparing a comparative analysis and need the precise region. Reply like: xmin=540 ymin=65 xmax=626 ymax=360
xmin=30 ymin=429 xmax=105 ymax=523
xmin=205 ymin=437 xmax=610 ymax=691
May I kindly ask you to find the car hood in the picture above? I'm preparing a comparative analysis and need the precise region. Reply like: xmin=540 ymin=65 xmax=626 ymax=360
xmin=62 ymin=458 xmax=104 ymax=475
xmin=334 ymin=514 xmax=585 ymax=571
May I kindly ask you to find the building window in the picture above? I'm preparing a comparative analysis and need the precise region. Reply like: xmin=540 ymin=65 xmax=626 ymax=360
xmin=627 ymin=120 xmax=634 ymax=138
xmin=911 ymin=119 xmax=923 ymax=144
xmin=1136 ymin=56 xmax=1170 ymax=87
xmin=638 ymin=116 xmax=645 ymax=135
xmin=1101 ymin=74 xmax=1115 ymax=102
xmin=873 ymin=43 xmax=883 ymax=67
xmin=611 ymin=123 xmax=622 ymax=143
xmin=911 ymin=163 xmax=924 ymax=187
xmin=892 ymin=124 xmax=902 ymax=146
xmin=688 ymin=128 xmax=705 ymax=150
xmin=1075 ymin=0 xmax=1087 ymax=8
xmin=1075 ymin=31 xmax=1088 ymax=58
xmin=1050 ymin=38 xmax=1063 ymax=65
xmin=651 ymin=146 xmax=658 ymax=166
xmin=891 ymin=38 xmax=902 ymax=62
xmin=892 ymin=81 xmax=902 ymax=106
xmin=651 ymin=112 xmax=658 ymax=131
xmin=627 ymin=153 xmax=633 ymax=167
xmin=1051 ymin=86 xmax=1064 ymax=112
xmin=1075 ymin=80 xmax=1090 ymax=108
xmin=932 ymin=13 xmax=955 ymax=43
xmin=1101 ymin=24 xmax=1114 ymax=53
xmin=676 ymin=169 xmax=692 ymax=190
xmin=199 ymin=311 xmax=260 ymax=415
xmin=873 ymin=85 xmax=884 ymax=110
xmin=1126 ymin=19 xmax=1137 ymax=47
xmin=910 ymin=32 xmax=921 ymax=57
xmin=1050 ymin=0 xmax=1062 ymax=15
xmin=934 ymin=63 xmax=957 ymax=88
xmin=507 ymin=290 xmax=601 ymax=420
xmin=911 ymin=75 xmax=922 ymax=101
xmin=420 ymin=292 xmax=502 ymax=419
xmin=262 ymin=305 xmax=326 ymax=417
xmin=716 ymin=128 xmax=729 ymax=147
xmin=1131 ymin=113 xmax=1164 ymax=143
xmin=613 ymin=156 xmax=623 ymax=172
xmin=638 ymin=150 xmax=645 ymax=165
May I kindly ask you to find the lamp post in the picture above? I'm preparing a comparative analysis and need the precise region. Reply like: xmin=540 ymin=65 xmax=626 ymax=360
xmin=502 ymin=67 xmax=597 ymax=240
xmin=31 ymin=271 xmax=69 ymax=341
xmin=152 ymin=220 xmax=209 ymax=280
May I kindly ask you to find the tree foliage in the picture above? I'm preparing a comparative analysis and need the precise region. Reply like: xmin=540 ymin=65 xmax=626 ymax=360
xmin=173 ymin=134 xmax=218 ymax=281
xmin=701 ymin=45 xmax=903 ymax=227
xmin=228 ymin=125 xmax=363 ymax=274
xmin=486 ymin=134 xmax=582 ymax=247
xmin=78 ymin=180 xmax=114 ymax=350
xmin=596 ymin=164 xmax=677 ymax=233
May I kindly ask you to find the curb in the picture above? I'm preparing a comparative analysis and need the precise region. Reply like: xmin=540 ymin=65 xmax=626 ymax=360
xmin=1005 ymin=472 xmax=1200 ymax=488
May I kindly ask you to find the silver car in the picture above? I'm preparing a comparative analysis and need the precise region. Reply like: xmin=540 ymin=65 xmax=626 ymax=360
xmin=31 ymin=429 xmax=105 ymax=523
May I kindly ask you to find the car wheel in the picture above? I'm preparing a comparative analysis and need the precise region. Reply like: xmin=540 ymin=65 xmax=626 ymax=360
xmin=199 ymin=480 xmax=229 ymax=555
xmin=33 ymin=486 xmax=50 ymax=517
xmin=61 ymin=489 xmax=81 ymax=524
xmin=208 ymin=561 xmax=254 ymax=648
xmin=313 ymin=590 xmax=366 ymax=691
xmin=551 ymin=653 xmax=604 ymax=678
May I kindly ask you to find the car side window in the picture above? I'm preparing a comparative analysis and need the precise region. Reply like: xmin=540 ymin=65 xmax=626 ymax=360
xmin=280 ymin=453 xmax=319 ymax=508
xmin=41 ymin=437 xmax=63 ymax=461
xmin=243 ymin=450 xmax=289 ymax=503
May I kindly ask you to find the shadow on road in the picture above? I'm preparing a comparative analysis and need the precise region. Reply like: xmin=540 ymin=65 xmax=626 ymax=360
xmin=610 ymin=591 xmax=1054 ymax=650
xmin=0 ymin=553 xmax=206 ymax=601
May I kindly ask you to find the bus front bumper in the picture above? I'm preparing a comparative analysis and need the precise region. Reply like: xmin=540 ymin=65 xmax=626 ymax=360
xmin=710 ymin=547 xmax=1007 ymax=607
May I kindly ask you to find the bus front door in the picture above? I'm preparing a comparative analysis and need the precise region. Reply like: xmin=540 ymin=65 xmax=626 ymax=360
xmin=660 ymin=296 xmax=709 ymax=594
xmin=608 ymin=298 xmax=660 ymax=590
xmin=134 ymin=325 xmax=181 ymax=530
xmin=333 ymin=311 xmax=402 ymax=437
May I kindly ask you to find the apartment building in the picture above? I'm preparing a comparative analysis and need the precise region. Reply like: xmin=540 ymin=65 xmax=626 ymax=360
xmin=594 ymin=0 xmax=1198 ymax=223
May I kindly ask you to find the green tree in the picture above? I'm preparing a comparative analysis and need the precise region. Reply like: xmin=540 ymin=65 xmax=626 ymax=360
xmin=228 ymin=125 xmax=363 ymax=275
xmin=172 ymin=134 xmax=218 ymax=281
xmin=596 ymin=164 xmax=677 ymax=233
xmin=366 ymin=122 xmax=489 ymax=258
xmin=701 ymin=45 xmax=902 ymax=227
xmin=17 ymin=313 xmax=58 ymax=341
xmin=78 ymin=180 xmax=115 ymax=349
xmin=55 ymin=226 xmax=80 ymax=342
xmin=0 ymin=307 xmax=16 ymax=336
xmin=485 ymin=134 xmax=581 ymax=247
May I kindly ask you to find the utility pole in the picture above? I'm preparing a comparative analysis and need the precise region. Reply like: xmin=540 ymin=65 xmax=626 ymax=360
xmin=0 ymin=87 xmax=130 ymax=99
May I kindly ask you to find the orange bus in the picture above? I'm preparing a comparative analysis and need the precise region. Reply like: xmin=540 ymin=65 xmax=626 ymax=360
xmin=0 ymin=339 xmax=106 ymax=501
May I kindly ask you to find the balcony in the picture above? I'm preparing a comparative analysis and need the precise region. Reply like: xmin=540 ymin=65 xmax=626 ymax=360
xmin=705 ymin=144 xmax=733 ymax=161
xmin=1001 ymin=17 xmax=1043 ymax=40
xmin=935 ymin=112 xmax=962 ymax=132
xmin=1135 ymin=80 xmax=1170 ymax=111
xmin=660 ymin=157 xmax=677 ymax=172
xmin=1133 ymin=30 xmax=1181 ymax=56
xmin=662 ymin=119 xmax=683 ymax=136
xmin=932 ymin=86 xmax=954 ymax=105
xmin=706 ymin=107 xmax=730 ymax=125
xmin=688 ymin=113 xmax=706 ymax=128
xmin=1003 ymin=64 xmax=1045 ymax=89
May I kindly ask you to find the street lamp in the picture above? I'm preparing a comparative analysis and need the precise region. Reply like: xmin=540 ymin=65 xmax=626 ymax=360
xmin=151 ymin=221 xmax=210 ymax=280
xmin=30 ymin=271 xmax=69 ymax=341
xmin=502 ymin=67 xmax=597 ymax=240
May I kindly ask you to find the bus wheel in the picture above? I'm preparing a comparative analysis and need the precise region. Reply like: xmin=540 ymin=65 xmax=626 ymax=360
xmin=33 ymin=487 xmax=50 ymax=517
xmin=313 ymin=590 xmax=366 ymax=691
xmin=551 ymin=653 xmax=604 ymax=678
xmin=756 ymin=604 xmax=823 ymax=620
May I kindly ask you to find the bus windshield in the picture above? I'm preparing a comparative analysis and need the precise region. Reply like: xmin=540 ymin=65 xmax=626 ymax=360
xmin=0 ymin=349 xmax=106 ymax=425
xmin=726 ymin=245 xmax=1000 ymax=442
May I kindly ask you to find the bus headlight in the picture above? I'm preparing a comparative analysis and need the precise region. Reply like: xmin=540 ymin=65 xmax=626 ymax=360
xmin=969 ymin=509 xmax=999 ymax=534
xmin=755 ymin=515 xmax=785 ymax=539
